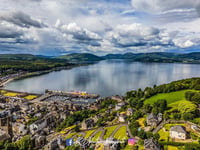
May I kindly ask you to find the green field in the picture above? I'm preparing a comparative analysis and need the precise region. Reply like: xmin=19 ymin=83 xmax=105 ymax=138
xmin=103 ymin=125 xmax=118 ymax=140
xmin=65 ymin=132 xmax=76 ymax=139
xmin=158 ymin=128 xmax=169 ymax=141
xmin=113 ymin=126 xmax=128 ymax=140
xmin=144 ymin=90 xmax=195 ymax=105
xmin=168 ymin=100 xmax=197 ymax=113
xmin=92 ymin=131 xmax=102 ymax=141
xmin=84 ymin=130 xmax=95 ymax=139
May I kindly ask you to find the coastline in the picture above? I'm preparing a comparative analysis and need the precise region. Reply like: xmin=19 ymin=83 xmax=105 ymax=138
xmin=0 ymin=63 xmax=88 ymax=89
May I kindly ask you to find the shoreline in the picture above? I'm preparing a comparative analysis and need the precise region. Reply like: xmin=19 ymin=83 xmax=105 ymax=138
xmin=0 ymin=63 xmax=88 ymax=90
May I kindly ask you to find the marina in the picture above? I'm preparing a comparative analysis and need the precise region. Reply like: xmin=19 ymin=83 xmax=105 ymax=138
xmin=45 ymin=89 xmax=99 ymax=99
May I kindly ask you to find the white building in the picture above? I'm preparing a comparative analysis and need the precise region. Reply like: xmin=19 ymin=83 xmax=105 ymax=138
xmin=127 ymin=108 xmax=134 ymax=116
xmin=115 ymin=102 xmax=125 ymax=111
xmin=170 ymin=125 xmax=187 ymax=140
xmin=30 ymin=119 xmax=47 ymax=134
xmin=118 ymin=112 xmax=126 ymax=122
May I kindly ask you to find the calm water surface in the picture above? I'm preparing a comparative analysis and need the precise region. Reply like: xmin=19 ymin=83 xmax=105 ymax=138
xmin=4 ymin=60 xmax=200 ymax=97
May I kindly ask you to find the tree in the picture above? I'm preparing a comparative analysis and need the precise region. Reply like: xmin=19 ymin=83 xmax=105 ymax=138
xmin=130 ymin=128 xmax=138 ymax=137
xmin=152 ymin=99 xmax=167 ymax=114
xmin=183 ymin=113 xmax=194 ymax=121
xmin=163 ymin=112 xmax=170 ymax=120
xmin=129 ymin=121 xmax=139 ymax=137
xmin=192 ymin=79 xmax=200 ymax=90
xmin=74 ymin=125 xmax=80 ymax=132
xmin=133 ymin=145 xmax=139 ymax=150
xmin=153 ymin=133 xmax=160 ymax=141
xmin=146 ymin=132 xmax=153 ymax=139
xmin=137 ymin=129 xmax=146 ymax=139
xmin=132 ymin=111 xmax=142 ymax=120
xmin=184 ymin=144 xmax=200 ymax=150
xmin=191 ymin=93 xmax=200 ymax=104
xmin=173 ymin=113 xmax=181 ymax=120
xmin=185 ymin=91 xmax=195 ymax=101
xmin=4 ymin=141 xmax=16 ymax=150
xmin=143 ymin=104 xmax=152 ymax=113
xmin=119 ymin=142 xmax=126 ymax=149
xmin=152 ymin=107 xmax=158 ymax=115
xmin=129 ymin=98 xmax=143 ymax=109
xmin=157 ymin=99 xmax=167 ymax=113
xmin=16 ymin=135 xmax=32 ymax=150
xmin=97 ymin=118 xmax=104 ymax=127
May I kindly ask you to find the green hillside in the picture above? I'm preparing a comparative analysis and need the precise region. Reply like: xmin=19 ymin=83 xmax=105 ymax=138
xmin=0 ymin=54 xmax=72 ymax=75
xmin=144 ymin=89 xmax=196 ymax=105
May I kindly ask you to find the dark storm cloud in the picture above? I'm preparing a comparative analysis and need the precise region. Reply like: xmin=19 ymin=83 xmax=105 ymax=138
xmin=0 ymin=25 xmax=23 ymax=38
xmin=0 ymin=11 xmax=46 ymax=28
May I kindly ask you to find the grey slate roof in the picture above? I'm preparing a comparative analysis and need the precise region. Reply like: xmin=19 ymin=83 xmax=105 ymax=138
xmin=144 ymin=138 xmax=160 ymax=150
xmin=170 ymin=125 xmax=187 ymax=134
xmin=147 ymin=113 xmax=157 ymax=120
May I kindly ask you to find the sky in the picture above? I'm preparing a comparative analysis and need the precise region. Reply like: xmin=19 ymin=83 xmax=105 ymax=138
xmin=0 ymin=0 xmax=200 ymax=56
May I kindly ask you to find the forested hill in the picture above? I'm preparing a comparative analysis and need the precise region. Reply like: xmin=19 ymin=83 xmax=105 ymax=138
xmin=0 ymin=54 xmax=45 ymax=60
xmin=55 ymin=52 xmax=200 ymax=63
xmin=1 ymin=52 xmax=200 ymax=63
xmin=0 ymin=54 xmax=73 ymax=75
xmin=103 ymin=52 xmax=200 ymax=63
xmin=56 ymin=53 xmax=104 ymax=62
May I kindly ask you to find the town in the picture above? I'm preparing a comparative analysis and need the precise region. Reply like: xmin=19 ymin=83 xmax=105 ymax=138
xmin=1 ymin=0 xmax=200 ymax=149
xmin=0 ymin=71 xmax=200 ymax=150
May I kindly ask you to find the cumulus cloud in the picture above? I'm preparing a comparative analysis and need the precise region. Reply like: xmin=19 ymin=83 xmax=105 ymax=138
xmin=107 ymin=23 xmax=200 ymax=51
xmin=106 ymin=23 xmax=167 ymax=48
xmin=60 ymin=23 xmax=101 ymax=41
xmin=172 ymin=32 xmax=200 ymax=48
xmin=174 ymin=40 xmax=194 ymax=48
xmin=0 ymin=11 xmax=46 ymax=28
xmin=131 ymin=0 xmax=200 ymax=13
xmin=58 ymin=22 xmax=102 ymax=48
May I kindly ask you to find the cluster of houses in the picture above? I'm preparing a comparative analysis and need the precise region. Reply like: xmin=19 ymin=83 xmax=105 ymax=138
xmin=0 ymin=93 xmax=91 ymax=149
xmin=143 ymin=125 xmax=188 ymax=150
xmin=0 ymin=90 xmax=199 ymax=150
xmin=0 ymin=71 xmax=26 ymax=87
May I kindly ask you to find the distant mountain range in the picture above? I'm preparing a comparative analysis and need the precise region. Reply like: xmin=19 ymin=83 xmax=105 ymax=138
xmin=0 ymin=52 xmax=200 ymax=63
xmin=56 ymin=52 xmax=200 ymax=63
xmin=102 ymin=52 xmax=200 ymax=63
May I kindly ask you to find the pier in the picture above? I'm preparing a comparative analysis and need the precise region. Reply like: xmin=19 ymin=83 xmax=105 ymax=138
xmin=46 ymin=89 xmax=99 ymax=99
